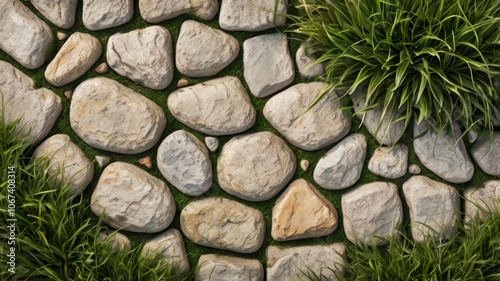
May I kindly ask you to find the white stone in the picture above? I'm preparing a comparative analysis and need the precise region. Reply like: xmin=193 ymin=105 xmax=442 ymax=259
xmin=82 ymin=0 xmax=133 ymax=31
xmin=180 ymin=198 xmax=265 ymax=253
xmin=0 ymin=61 xmax=62 ymax=144
xmin=32 ymin=134 xmax=94 ymax=197
xmin=342 ymin=182 xmax=403 ymax=245
xmin=300 ymin=159 xmax=309 ymax=172
xmin=176 ymin=20 xmax=239 ymax=77
xmin=98 ymin=230 xmax=132 ymax=252
xmin=219 ymin=0 xmax=287 ymax=31
xmin=264 ymin=82 xmax=351 ymax=151
xmin=168 ymin=76 xmax=256 ymax=135
xmin=243 ymin=34 xmax=295 ymax=98
xmin=57 ymin=32 xmax=68 ymax=41
xmin=217 ymin=131 xmax=296 ymax=201
xmin=205 ymin=137 xmax=219 ymax=152
xmin=464 ymin=181 xmax=500 ymax=225
xmin=314 ymin=134 xmax=367 ymax=190
xmin=470 ymin=132 xmax=500 ymax=176
xmin=30 ymin=0 xmax=77 ymax=29
xmin=196 ymin=255 xmax=263 ymax=281
xmin=402 ymin=176 xmax=460 ymax=243
xmin=141 ymin=229 xmax=190 ymax=272
xmin=368 ymin=144 xmax=408 ymax=179
xmin=139 ymin=0 xmax=218 ymax=23
xmin=95 ymin=156 xmax=110 ymax=168
xmin=91 ymin=162 xmax=175 ymax=233
xmin=0 ymin=0 xmax=54 ymax=69
xmin=107 ymin=26 xmax=174 ymax=90
xmin=177 ymin=78 xmax=189 ymax=87
xmin=70 ymin=77 xmax=166 ymax=154
xmin=45 ymin=32 xmax=102 ymax=87
xmin=296 ymin=43 xmax=325 ymax=78
xmin=408 ymin=164 xmax=421 ymax=175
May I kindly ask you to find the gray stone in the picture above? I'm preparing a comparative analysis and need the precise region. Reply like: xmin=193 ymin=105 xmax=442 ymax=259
xmin=0 ymin=0 xmax=54 ymax=69
xmin=32 ymin=134 xmax=94 ymax=197
xmin=180 ymin=198 xmax=265 ymax=253
xmin=342 ymin=182 xmax=403 ymax=245
xmin=402 ymin=176 xmax=460 ymax=243
xmin=219 ymin=0 xmax=287 ymax=31
xmin=266 ymin=244 xmax=346 ymax=281
xmin=95 ymin=156 xmax=110 ymax=168
xmin=413 ymin=121 xmax=474 ymax=183
xmin=264 ymin=82 xmax=350 ymax=151
xmin=70 ymin=77 xmax=166 ymax=154
xmin=97 ymin=230 xmax=132 ymax=252
xmin=176 ymin=20 xmax=239 ymax=77
xmin=300 ymin=159 xmax=310 ymax=172
xmin=314 ymin=134 xmax=367 ymax=190
xmin=196 ymin=255 xmax=263 ymax=281
xmin=468 ymin=130 xmax=478 ymax=143
xmin=141 ymin=229 xmax=190 ymax=272
xmin=45 ymin=32 xmax=102 ymax=87
xmin=157 ymin=130 xmax=212 ymax=196
xmin=205 ymin=137 xmax=219 ymax=152
xmin=168 ymin=76 xmax=256 ymax=135
xmin=139 ymin=0 xmax=218 ymax=23
xmin=464 ymin=181 xmax=500 ymax=225
xmin=0 ymin=61 xmax=62 ymax=144
xmin=243 ymin=34 xmax=294 ymax=98
xmin=107 ymin=26 xmax=174 ymax=90
xmin=30 ymin=0 xmax=77 ymax=29
xmin=296 ymin=43 xmax=325 ymax=78
xmin=82 ymin=0 xmax=133 ymax=31
xmin=368 ymin=144 xmax=408 ymax=179
xmin=470 ymin=132 xmax=500 ymax=176
xmin=217 ymin=131 xmax=296 ymax=201
xmin=91 ymin=162 xmax=175 ymax=233
xmin=408 ymin=164 xmax=421 ymax=175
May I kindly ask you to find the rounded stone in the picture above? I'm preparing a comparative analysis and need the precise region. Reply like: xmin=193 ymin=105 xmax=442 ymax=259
xmin=408 ymin=164 xmax=421 ymax=175
xmin=97 ymin=230 xmax=132 ymax=252
xmin=219 ymin=0 xmax=287 ymax=31
xmin=470 ymin=132 xmax=500 ymax=176
xmin=141 ymin=229 xmax=190 ymax=272
xmin=205 ymin=136 xmax=219 ymax=152
xmin=196 ymin=255 xmax=263 ymax=281
xmin=30 ymin=0 xmax=77 ymax=29
xmin=368 ymin=144 xmax=408 ymax=179
xmin=82 ymin=0 xmax=133 ymax=31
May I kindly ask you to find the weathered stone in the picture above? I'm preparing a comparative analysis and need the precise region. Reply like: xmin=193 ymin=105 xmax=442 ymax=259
xmin=272 ymin=179 xmax=338 ymax=241
xmin=107 ymin=26 xmax=174 ymax=90
xmin=402 ymin=176 xmax=460 ymax=243
xmin=70 ymin=77 xmax=166 ymax=154
xmin=196 ymin=255 xmax=263 ymax=281
xmin=218 ymin=131 xmax=296 ymax=201
xmin=408 ymin=164 xmax=421 ymax=175
xmin=264 ymin=82 xmax=350 ymax=151
xmin=95 ymin=156 xmax=110 ymax=168
xmin=219 ymin=0 xmax=287 ymax=31
xmin=157 ymin=130 xmax=212 ymax=196
xmin=205 ymin=137 xmax=219 ymax=152
xmin=314 ymin=134 xmax=367 ymax=190
xmin=138 ymin=156 xmax=153 ymax=169
xmin=266 ymin=244 xmax=346 ymax=281
xmin=300 ymin=159 xmax=310 ymax=172
xmin=139 ymin=0 xmax=218 ymax=23
xmin=64 ymin=90 xmax=72 ymax=100
xmin=0 ymin=61 xmax=62 ymax=144
xmin=141 ymin=229 xmax=190 ymax=272
xmin=32 ymin=134 xmax=94 ymax=197
xmin=368 ymin=144 xmax=408 ymax=179
xmin=177 ymin=79 xmax=189 ymax=87
xmin=0 ymin=0 xmax=54 ymax=69
xmin=98 ymin=230 xmax=132 ymax=252
xmin=470 ymin=132 xmax=500 ymax=176
xmin=176 ymin=20 xmax=239 ymax=77
xmin=30 ymin=0 xmax=77 ymax=29
xmin=296 ymin=43 xmax=325 ymax=78
xmin=82 ymin=0 xmax=133 ymax=31
xmin=168 ymin=76 xmax=256 ymax=135
xmin=464 ymin=181 xmax=500 ymax=225
xmin=94 ymin=62 xmax=109 ymax=74
xmin=243 ymin=34 xmax=294 ymax=98
xmin=57 ymin=32 xmax=68 ymax=41
xmin=181 ymin=198 xmax=265 ymax=253
xmin=45 ymin=32 xmax=102 ymax=87
xmin=413 ymin=121 xmax=474 ymax=183
xmin=342 ymin=182 xmax=403 ymax=245
xmin=91 ymin=162 xmax=175 ymax=233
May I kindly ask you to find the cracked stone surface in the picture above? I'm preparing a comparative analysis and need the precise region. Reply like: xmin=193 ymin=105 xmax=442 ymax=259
xmin=30 ymin=0 xmax=78 ymax=29
xmin=219 ymin=0 xmax=287 ymax=31
xmin=368 ymin=144 xmax=408 ymax=179
xmin=464 ymin=181 xmax=500 ymax=225
xmin=141 ymin=229 xmax=190 ymax=272
xmin=82 ymin=0 xmax=133 ymax=31
xmin=470 ymin=132 xmax=500 ymax=176
xmin=139 ymin=0 xmax=218 ymax=23
xmin=196 ymin=254 xmax=263 ymax=281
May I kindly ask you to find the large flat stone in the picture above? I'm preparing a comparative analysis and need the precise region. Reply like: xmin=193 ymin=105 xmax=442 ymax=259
xmin=141 ymin=229 xmax=190 ymax=272
xmin=30 ymin=0 xmax=77 ymax=29
xmin=82 ymin=0 xmax=133 ymax=31
xmin=464 ymin=181 xmax=500 ymax=225
xmin=368 ymin=144 xmax=408 ymax=179
xmin=139 ymin=0 xmax=218 ymax=23
xmin=470 ymin=132 xmax=500 ymax=176
xmin=219 ymin=0 xmax=287 ymax=31
xmin=196 ymin=255 xmax=263 ymax=281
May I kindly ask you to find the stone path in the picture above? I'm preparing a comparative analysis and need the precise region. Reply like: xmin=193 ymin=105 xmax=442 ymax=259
xmin=1 ymin=1 xmax=499 ymax=280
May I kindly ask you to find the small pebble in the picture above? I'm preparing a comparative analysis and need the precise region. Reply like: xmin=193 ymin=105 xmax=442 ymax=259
xmin=177 ymin=79 xmax=189 ymax=87
xmin=57 ymin=31 xmax=68 ymax=41
xmin=64 ymin=90 xmax=72 ymax=100
xmin=205 ymin=136 xmax=219 ymax=152
xmin=95 ymin=62 xmax=109 ymax=74
xmin=408 ymin=164 xmax=421 ymax=175
xmin=138 ymin=156 xmax=153 ymax=169
xmin=300 ymin=159 xmax=309 ymax=172
xmin=95 ymin=155 xmax=110 ymax=168
xmin=468 ymin=130 xmax=478 ymax=143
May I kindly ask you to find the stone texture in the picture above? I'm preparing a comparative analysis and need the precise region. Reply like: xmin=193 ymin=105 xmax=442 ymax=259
xmin=266 ymin=244 xmax=346 ymax=281
xmin=180 ymin=198 xmax=265 ymax=253
xmin=205 ymin=137 xmax=219 ymax=152
xmin=264 ymin=82 xmax=350 ymax=151
xmin=342 ymin=182 xmax=403 ymax=245
xmin=272 ymin=179 xmax=338 ymax=241
xmin=94 ymin=62 xmax=109 ymax=74
xmin=138 ymin=156 xmax=153 ymax=169
xmin=82 ymin=0 xmax=133 ymax=31
xmin=30 ymin=0 xmax=77 ymax=29
xmin=70 ymin=77 xmax=166 ymax=154
xmin=157 ymin=130 xmax=212 ymax=196
xmin=177 ymin=78 xmax=189 ymax=87
xmin=57 ymin=32 xmax=68 ymax=41
xmin=139 ymin=0 xmax=218 ymax=23
xmin=296 ymin=43 xmax=325 ymax=78
xmin=168 ymin=76 xmax=256 ymax=135
xmin=217 ymin=131 xmax=296 ymax=201
xmin=91 ymin=162 xmax=175 ymax=233
xmin=408 ymin=164 xmax=421 ymax=175
xmin=464 ymin=181 xmax=500 ymax=225
xmin=413 ymin=121 xmax=474 ymax=183
xmin=95 ymin=156 xmax=110 ymax=168
xmin=97 ymin=230 xmax=132 ymax=252
xmin=196 ymin=255 xmax=263 ymax=281
xmin=470 ymin=132 xmax=500 ymax=176
xmin=402 ymin=176 xmax=460 ymax=242
xmin=0 ymin=61 xmax=62 ymax=144
xmin=176 ymin=20 xmax=239 ymax=77
xmin=314 ymin=134 xmax=367 ymax=190
xmin=45 ymin=32 xmax=102 ymax=87
xmin=219 ymin=0 xmax=287 ymax=31
xmin=300 ymin=159 xmax=310 ymax=172
xmin=0 ymin=0 xmax=54 ymax=69
xmin=107 ymin=26 xmax=174 ymax=90
xmin=243 ymin=34 xmax=294 ymax=98
xmin=141 ymin=229 xmax=190 ymax=272
xmin=368 ymin=144 xmax=408 ymax=179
